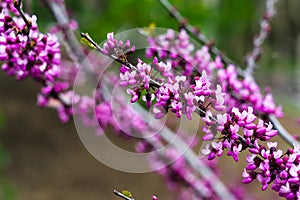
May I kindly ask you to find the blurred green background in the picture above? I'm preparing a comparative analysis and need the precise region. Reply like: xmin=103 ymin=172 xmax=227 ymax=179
xmin=1 ymin=0 xmax=300 ymax=199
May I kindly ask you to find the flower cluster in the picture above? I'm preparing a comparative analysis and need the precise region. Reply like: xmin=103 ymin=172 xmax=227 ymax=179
xmin=217 ymin=65 xmax=283 ymax=117
xmin=202 ymin=106 xmax=278 ymax=162
xmin=0 ymin=0 xmax=18 ymax=15
xmin=146 ymin=29 xmax=283 ymax=118
xmin=97 ymin=30 xmax=299 ymax=199
xmin=101 ymin=32 xmax=135 ymax=58
xmin=0 ymin=12 xmax=61 ymax=81
xmin=0 ymin=1 xmax=76 ymax=122
xmin=99 ymin=31 xmax=281 ymax=162
xmin=122 ymin=58 xmax=224 ymax=121
xmin=146 ymin=29 xmax=222 ymax=77
xmin=243 ymin=142 xmax=300 ymax=199
xmin=105 ymin=34 xmax=226 ymax=121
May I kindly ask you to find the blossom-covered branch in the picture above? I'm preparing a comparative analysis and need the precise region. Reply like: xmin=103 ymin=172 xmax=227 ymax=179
xmin=95 ymin=29 xmax=299 ymax=198
xmin=83 ymin=32 xmax=237 ymax=200
xmin=157 ymin=0 xmax=299 ymax=147
xmin=0 ymin=0 xmax=73 ymax=122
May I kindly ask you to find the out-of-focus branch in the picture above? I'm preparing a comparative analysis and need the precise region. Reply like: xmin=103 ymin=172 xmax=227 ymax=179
xmin=269 ymin=115 xmax=299 ymax=146
xmin=244 ymin=0 xmax=279 ymax=78
xmin=158 ymin=0 xmax=235 ymax=66
xmin=156 ymin=123 xmax=237 ymax=200
xmin=45 ymin=0 xmax=86 ymax=64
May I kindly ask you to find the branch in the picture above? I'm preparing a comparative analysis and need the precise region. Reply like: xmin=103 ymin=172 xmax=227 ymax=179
xmin=158 ymin=0 xmax=235 ymax=66
xmin=244 ymin=0 xmax=279 ymax=77
xmin=45 ymin=0 xmax=86 ymax=64
xmin=269 ymin=115 xmax=299 ymax=146
xmin=14 ymin=0 xmax=32 ymax=35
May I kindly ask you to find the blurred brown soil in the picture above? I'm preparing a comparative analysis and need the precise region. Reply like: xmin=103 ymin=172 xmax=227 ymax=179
xmin=0 ymin=74 xmax=171 ymax=200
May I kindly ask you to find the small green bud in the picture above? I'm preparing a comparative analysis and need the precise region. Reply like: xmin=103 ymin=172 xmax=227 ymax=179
xmin=121 ymin=190 xmax=133 ymax=198
xmin=80 ymin=33 xmax=96 ymax=49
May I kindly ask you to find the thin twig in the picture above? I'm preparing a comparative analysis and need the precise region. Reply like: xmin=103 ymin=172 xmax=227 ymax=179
xmin=14 ymin=0 xmax=32 ymax=35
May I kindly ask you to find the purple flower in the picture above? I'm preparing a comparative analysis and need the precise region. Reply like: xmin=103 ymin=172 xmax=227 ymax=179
xmin=242 ymin=169 xmax=255 ymax=184
xmin=192 ymin=71 xmax=212 ymax=96
xmin=184 ymin=92 xmax=196 ymax=120
xmin=171 ymin=101 xmax=182 ymax=118
xmin=227 ymin=143 xmax=242 ymax=162
xmin=119 ymin=71 xmax=137 ymax=86
xmin=213 ymin=85 xmax=226 ymax=111
xmin=126 ymin=88 xmax=140 ymax=103
xmin=202 ymin=142 xmax=223 ymax=160
xmin=101 ymin=32 xmax=135 ymax=57
xmin=153 ymin=105 xmax=166 ymax=119
xmin=142 ymin=93 xmax=155 ymax=108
